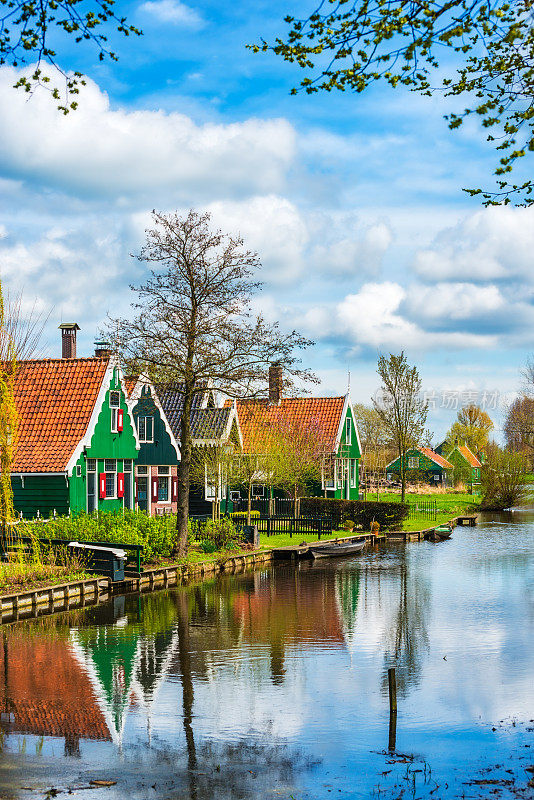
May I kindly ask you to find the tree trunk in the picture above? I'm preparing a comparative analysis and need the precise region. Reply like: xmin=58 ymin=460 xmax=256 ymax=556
xmin=247 ymin=481 xmax=252 ymax=526
xmin=176 ymin=383 xmax=193 ymax=557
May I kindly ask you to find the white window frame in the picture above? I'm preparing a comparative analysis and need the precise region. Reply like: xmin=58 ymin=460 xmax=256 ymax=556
xmin=252 ymin=484 xmax=265 ymax=498
xmin=350 ymin=459 xmax=357 ymax=487
xmin=86 ymin=458 xmax=96 ymax=472
xmin=136 ymin=465 xmax=148 ymax=475
xmin=105 ymin=471 xmax=116 ymax=498
xmin=110 ymin=391 xmax=120 ymax=434
xmin=345 ymin=417 xmax=352 ymax=445
xmin=407 ymin=457 xmax=419 ymax=469
xmin=137 ymin=415 xmax=154 ymax=443
xmin=322 ymin=456 xmax=336 ymax=490
xmin=157 ymin=475 xmax=170 ymax=502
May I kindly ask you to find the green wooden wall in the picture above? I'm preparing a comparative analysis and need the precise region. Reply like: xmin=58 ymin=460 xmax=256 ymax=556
xmin=70 ymin=367 xmax=139 ymax=513
xmin=131 ymin=385 xmax=179 ymax=466
xmin=12 ymin=475 xmax=69 ymax=519
xmin=332 ymin=404 xmax=361 ymax=500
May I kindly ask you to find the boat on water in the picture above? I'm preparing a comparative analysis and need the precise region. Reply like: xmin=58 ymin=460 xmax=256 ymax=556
xmin=424 ymin=524 xmax=453 ymax=542
xmin=308 ymin=539 xmax=366 ymax=559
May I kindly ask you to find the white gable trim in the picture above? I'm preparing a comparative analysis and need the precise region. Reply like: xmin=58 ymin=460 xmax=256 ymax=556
xmin=66 ymin=356 xmax=141 ymax=474
xmin=334 ymin=394 xmax=362 ymax=455
xmin=127 ymin=373 xmax=181 ymax=460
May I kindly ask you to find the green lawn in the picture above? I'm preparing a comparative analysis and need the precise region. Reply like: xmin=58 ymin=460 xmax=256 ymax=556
xmin=259 ymin=530 xmax=350 ymax=549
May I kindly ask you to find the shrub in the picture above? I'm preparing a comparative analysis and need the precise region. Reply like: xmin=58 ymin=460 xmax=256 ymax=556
xmin=300 ymin=497 xmax=409 ymax=530
xmin=200 ymin=517 xmax=240 ymax=550
xmin=228 ymin=510 xmax=260 ymax=519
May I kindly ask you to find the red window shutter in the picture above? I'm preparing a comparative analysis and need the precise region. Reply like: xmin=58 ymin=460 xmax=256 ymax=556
xmin=117 ymin=472 xmax=125 ymax=498
xmin=99 ymin=473 xmax=106 ymax=499
xmin=151 ymin=476 xmax=159 ymax=503
xmin=171 ymin=475 xmax=178 ymax=502
xmin=117 ymin=408 xmax=124 ymax=432
xmin=134 ymin=477 xmax=138 ymax=502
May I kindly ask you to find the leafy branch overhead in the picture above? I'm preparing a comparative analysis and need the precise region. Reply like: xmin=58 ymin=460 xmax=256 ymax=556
xmin=252 ymin=0 xmax=534 ymax=205
xmin=0 ymin=0 xmax=142 ymax=112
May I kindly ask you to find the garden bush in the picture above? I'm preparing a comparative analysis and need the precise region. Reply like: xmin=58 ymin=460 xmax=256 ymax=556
xmin=26 ymin=511 xmax=177 ymax=564
xmin=300 ymin=497 xmax=409 ymax=530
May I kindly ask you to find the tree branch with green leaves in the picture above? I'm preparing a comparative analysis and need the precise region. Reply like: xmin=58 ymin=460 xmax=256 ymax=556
xmin=251 ymin=0 xmax=534 ymax=205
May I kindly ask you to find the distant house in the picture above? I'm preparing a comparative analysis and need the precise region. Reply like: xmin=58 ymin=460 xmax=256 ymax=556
xmin=441 ymin=443 xmax=482 ymax=487
xmin=11 ymin=325 xmax=139 ymax=518
xmin=228 ymin=364 xmax=362 ymax=501
xmin=125 ymin=375 xmax=180 ymax=516
xmin=385 ymin=446 xmax=454 ymax=487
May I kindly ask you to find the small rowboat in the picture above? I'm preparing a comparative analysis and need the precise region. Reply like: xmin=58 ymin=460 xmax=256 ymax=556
xmin=308 ymin=539 xmax=366 ymax=559
xmin=424 ymin=524 xmax=453 ymax=542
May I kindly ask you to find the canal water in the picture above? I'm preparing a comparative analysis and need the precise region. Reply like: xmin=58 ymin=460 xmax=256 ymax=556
xmin=1 ymin=513 xmax=534 ymax=799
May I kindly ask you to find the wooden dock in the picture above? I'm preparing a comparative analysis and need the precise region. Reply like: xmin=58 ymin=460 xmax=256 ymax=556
xmin=455 ymin=515 xmax=478 ymax=526
xmin=271 ymin=532 xmax=379 ymax=560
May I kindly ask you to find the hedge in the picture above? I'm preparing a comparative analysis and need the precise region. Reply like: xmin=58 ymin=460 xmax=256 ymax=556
xmin=300 ymin=498 xmax=409 ymax=530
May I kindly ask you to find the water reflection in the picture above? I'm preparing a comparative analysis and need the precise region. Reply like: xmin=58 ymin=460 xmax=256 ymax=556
xmin=0 ymin=519 xmax=533 ymax=799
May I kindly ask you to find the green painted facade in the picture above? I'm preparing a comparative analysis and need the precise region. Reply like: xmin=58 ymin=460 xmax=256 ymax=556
xmin=130 ymin=384 xmax=179 ymax=467
xmin=13 ymin=366 xmax=139 ymax=519
xmin=446 ymin=447 xmax=481 ymax=486
xmin=386 ymin=448 xmax=452 ymax=486
xmin=325 ymin=403 xmax=361 ymax=500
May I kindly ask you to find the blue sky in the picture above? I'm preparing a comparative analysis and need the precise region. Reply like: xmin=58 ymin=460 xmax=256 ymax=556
xmin=0 ymin=0 xmax=532 ymax=441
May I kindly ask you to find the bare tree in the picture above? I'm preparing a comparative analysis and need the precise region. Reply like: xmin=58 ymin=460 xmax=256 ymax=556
xmin=504 ymin=396 xmax=534 ymax=469
xmin=113 ymin=210 xmax=316 ymax=555
xmin=373 ymin=352 xmax=428 ymax=503
xmin=480 ymin=444 xmax=527 ymax=510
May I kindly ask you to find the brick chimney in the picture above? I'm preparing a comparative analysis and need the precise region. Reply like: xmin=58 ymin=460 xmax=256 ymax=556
xmin=94 ymin=339 xmax=112 ymax=358
xmin=59 ymin=323 xmax=80 ymax=359
xmin=269 ymin=362 xmax=282 ymax=405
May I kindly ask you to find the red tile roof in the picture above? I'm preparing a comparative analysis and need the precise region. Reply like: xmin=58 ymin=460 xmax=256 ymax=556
xmin=123 ymin=377 xmax=138 ymax=398
xmin=0 ymin=630 xmax=111 ymax=741
xmin=228 ymin=397 xmax=346 ymax=453
xmin=420 ymin=446 xmax=454 ymax=469
xmin=12 ymin=358 xmax=109 ymax=472
xmin=457 ymin=445 xmax=482 ymax=468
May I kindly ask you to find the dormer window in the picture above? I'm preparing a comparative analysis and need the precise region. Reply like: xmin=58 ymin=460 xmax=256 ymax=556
xmin=137 ymin=416 xmax=154 ymax=443
xmin=110 ymin=391 xmax=120 ymax=433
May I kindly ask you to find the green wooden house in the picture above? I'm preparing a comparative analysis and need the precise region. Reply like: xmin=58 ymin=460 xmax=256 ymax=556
xmin=441 ymin=443 xmax=482 ymax=487
xmin=385 ymin=446 xmax=454 ymax=487
xmin=125 ymin=375 xmax=180 ymax=516
xmin=231 ymin=364 xmax=361 ymax=500
xmin=12 ymin=338 xmax=139 ymax=518
xmin=159 ymin=384 xmax=242 ymax=514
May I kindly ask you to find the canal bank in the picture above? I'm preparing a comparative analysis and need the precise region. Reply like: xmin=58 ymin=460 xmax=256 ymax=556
xmin=0 ymin=517 xmax=476 ymax=624
xmin=0 ymin=510 xmax=533 ymax=800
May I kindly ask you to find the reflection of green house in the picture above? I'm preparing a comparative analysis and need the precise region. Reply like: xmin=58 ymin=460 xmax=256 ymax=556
xmin=71 ymin=624 xmax=141 ymax=744
xmin=386 ymin=447 xmax=453 ymax=486
xmin=441 ymin=444 xmax=482 ymax=487
xmin=335 ymin=571 xmax=360 ymax=645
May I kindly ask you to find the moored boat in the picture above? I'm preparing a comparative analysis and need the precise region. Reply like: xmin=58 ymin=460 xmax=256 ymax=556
xmin=424 ymin=524 xmax=453 ymax=542
xmin=308 ymin=539 xmax=366 ymax=559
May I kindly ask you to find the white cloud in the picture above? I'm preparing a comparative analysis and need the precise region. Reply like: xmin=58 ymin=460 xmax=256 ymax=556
xmin=414 ymin=206 xmax=534 ymax=281
xmin=300 ymin=282 xmax=498 ymax=353
xmin=406 ymin=282 xmax=504 ymax=320
xmin=0 ymin=67 xmax=295 ymax=201
xmin=310 ymin=217 xmax=392 ymax=275
xmin=138 ymin=0 xmax=204 ymax=27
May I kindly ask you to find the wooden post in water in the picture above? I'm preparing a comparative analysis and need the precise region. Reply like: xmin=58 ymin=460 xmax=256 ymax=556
xmin=388 ymin=667 xmax=397 ymax=712
xmin=388 ymin=667 xmax=397 ymax=751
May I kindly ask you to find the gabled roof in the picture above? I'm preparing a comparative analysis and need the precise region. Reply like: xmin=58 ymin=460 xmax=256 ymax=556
xmin=386 ymin=446 xmax=454 ymax=470
xmin=420 ymin=446 xmax=454 ymax=469
xmin=125 ymin=374 xmax=181 ymax=459
xmin=12 ymin=358 xmax=111 ymax=473
xmin=456 ymin=444 xmax=482 ymax=468
xmin=228 ymin=396 xmax=346 ymax=454
xmin=159 ymin=385 xmax=238 ymax=446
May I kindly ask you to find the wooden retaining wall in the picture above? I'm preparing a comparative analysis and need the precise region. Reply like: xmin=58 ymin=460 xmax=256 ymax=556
xmin=0 ymin=576 xmax=111 ymax=624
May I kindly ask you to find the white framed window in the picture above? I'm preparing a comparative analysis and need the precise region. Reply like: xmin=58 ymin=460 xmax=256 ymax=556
xmin=105 ymin=459 xmax=116 ymax=472
xmin=337 ymin=458 xmax=346 ymax=484
xmin=137 ymin=416 xmax=154 ymax=443
xmin=123 ymin=460 xmax=132 ymax=472
xmin=345 ymin=417 xmax=352 ymax=445
xmin=158 ymin=476 xmax=169 ymax=502
xmin=110 ymin=391 xmax=120 ymax=433
xmin=87 ymin=458 xmax=96 ymax=472
xmin=158 ymin=465 xmax=170 ymax=475
xmin=252 ymin=484 xmax=264 ymax=497
xmin=350 ymin=459 xmax=357 ymax=487
xmin=137 ymin=465 xmax=148 ymax=475
xmin=407 ymin=457 xmax=419 ymax=469
xmin=322 ymin=456 xmax=336 ymax=490
xmin=105 ymin=472 xmax=116 ymax=498
xmin=76 ymin=464 xmax=82 ymax=477
xmin=434 ymin=474 xmax=440 ymax=481
xmin=230 ymin=490 xmax=241 ymax=501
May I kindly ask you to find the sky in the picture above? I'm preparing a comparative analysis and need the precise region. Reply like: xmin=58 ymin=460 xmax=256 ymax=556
xmin=0 ymin=0 xmax=532 ymax=442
